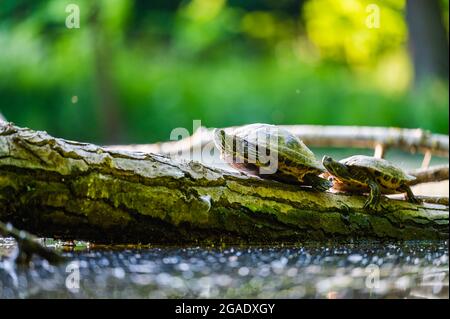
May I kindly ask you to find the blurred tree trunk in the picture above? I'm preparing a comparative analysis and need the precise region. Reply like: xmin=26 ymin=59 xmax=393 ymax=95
xmin=94 ymin=41 xmax=124 ymax=144
xmin=91 ymin=5 xmax=125 ymax=144
xmin=406 ymin=0 xmax=449 ymax=84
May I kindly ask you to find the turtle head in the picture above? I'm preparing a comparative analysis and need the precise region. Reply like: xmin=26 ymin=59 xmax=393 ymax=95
xmin=213 ymin=128 xmax=236 ymax=157
xmin=322 ymin=156 xmax=351 ymax=180
xmin=213 ymin=128 xmax=227 ymax=152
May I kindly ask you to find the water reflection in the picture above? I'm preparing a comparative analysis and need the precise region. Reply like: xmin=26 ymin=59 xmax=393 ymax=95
xmin=0 ymin=240 xmax=448 ymax=299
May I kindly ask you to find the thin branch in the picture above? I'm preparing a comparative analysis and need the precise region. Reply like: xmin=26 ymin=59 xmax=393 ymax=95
xmin=421 ymin=150 xmax=432 ymax=168
xmin=389 ymin=194 xmax=449 ymax=206
xmin=106 ymin=125 xmax=449 ymax=158
xmin=408 ymin=165 xmax=450 ymax=186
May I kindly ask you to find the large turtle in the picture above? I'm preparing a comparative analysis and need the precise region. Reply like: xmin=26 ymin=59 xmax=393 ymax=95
xmin=213 ymin=123 xmax=331 ymax=191
xmin=322 ymin=155 xmax=420 ymax=210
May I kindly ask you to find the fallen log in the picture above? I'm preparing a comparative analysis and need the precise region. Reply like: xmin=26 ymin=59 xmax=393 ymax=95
xmin=0 ymin=123 xmax=448 ymax=243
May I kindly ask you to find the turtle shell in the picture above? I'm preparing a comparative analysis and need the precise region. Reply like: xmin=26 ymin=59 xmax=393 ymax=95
xmin=214 ymin=123 xmax=324 ymax=181
xmin=341 ymin=155 xmax=415 ymax=189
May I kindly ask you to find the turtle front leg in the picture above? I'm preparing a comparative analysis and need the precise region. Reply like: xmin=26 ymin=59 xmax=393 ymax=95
xmin=399 ymin=184 xmax=421 ymax=204
xmin=303 ymin=174 xmax=332 ymax=192
xmin=363 ymin=178 xmax=381 ymax=210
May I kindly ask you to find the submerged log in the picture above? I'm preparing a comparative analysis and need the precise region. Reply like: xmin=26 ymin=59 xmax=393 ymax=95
xmin=0 ymin=221 xmax=65 ymax=264
xmin=0 ymin=123 xmax=448 ymax=243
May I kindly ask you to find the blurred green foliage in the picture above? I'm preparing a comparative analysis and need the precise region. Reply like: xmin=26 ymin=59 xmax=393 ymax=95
xmin=0 ymin=0 xmax=448 ymax=143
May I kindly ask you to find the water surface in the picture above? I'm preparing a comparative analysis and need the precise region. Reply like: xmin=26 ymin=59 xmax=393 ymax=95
xmin=0 ymin=240 xmax=448 ymax=299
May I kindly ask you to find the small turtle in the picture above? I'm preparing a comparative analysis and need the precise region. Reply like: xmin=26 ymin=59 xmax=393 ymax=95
xmin=213 ymin=124 xmax=331 ymax=191
xmin=322 ymin=155 xmax=420 ymax=210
